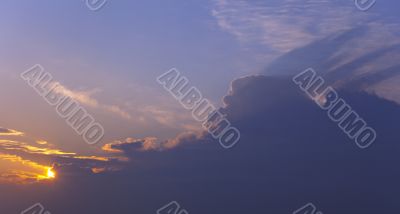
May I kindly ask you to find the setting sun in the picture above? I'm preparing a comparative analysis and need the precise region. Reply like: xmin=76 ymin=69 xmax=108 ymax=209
xmin=47 ymin=168 xmax=55 ymax=179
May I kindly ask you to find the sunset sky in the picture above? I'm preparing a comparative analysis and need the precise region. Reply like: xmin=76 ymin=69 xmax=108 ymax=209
xmin=1 ymin=0 xmax=400 ymax=213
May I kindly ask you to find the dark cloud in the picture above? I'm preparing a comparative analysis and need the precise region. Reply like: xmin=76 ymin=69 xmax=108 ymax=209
xmin=3 ymin=75 xmax=400 ymax=213
xmin=102 ymin=132 xmax=203 ymax=155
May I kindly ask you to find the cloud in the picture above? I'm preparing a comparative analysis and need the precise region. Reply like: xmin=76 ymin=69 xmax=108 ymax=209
xmin=0 ymin=125 xmax=202 ymax=185
xmin=0 ymin=128 xmax=128 ymax=184
xmin=0 ymin=153 xmax=52 ymax=184
xmin=52 ymin=82 xmax=132 ymax=120
xmin=262 ymin=24 xmax=400 ymax=104
xmin=162 ymin=131 xmax=203 ymax=149
xmin=2 ymin=75 xmax=400 ymax=213
xmin=212 ymin=0 xmax=371 ymax=57
xmin=102 ymin=131 xmax=203 ymax=154
xmin=0 ymin=140 xmax=76 ymax=156
xmin=137 ymin=105 xmax=201 ymax=131
xmin=211 ymin=0 xmax=400 ymax=105
xmin=102 ymin=137 xmax=160 ymax=153
xmin=0 ymin=127 xmax=24 ymax=136
xmin=140 ymin=106 xmax=181 ymax=126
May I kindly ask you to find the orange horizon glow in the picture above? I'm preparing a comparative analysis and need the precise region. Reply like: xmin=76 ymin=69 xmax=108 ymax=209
xmin=0 ymin=153 xmax=57 ymax=184
xmin=0 ymin=130 xmax=120 ymax=184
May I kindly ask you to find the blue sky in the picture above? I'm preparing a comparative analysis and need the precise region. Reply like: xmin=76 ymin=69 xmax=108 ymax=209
xmin=0 ymin=0 xmax=399 ymax=155
xmin=0 ymin=0 xmax=399 ymax=164
xmin=0 ymin=0 xmax=259 ymax=95
xmin=0 ymin=0 xmax=264 ymax=152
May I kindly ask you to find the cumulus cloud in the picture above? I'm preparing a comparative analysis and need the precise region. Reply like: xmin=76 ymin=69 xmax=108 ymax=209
xmin=212 ymin=0 xmax=400 ymax=104
xmin=2 ymin=75 xmax=400 ymax=213
xmin=212 ymin=0 xmax=400 ymax=94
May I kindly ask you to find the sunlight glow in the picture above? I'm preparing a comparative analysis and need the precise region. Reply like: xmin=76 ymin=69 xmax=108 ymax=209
xmin=46 ymin=168 xmax=55 ymax=179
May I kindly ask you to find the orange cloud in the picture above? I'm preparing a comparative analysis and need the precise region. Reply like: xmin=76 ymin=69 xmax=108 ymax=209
xmin=102 ymin=132 xmax=203 ymax=154
xmin=102 ymin=137 xmax=161 ymax=153
xmin=0 ymin=140 xmax=76 ymax=155
xmin=0 ymin=136 xmax=125 ymax=184
xmin=0 ymin=127 xmax=24 ymax=136
xmin=0 ymin=153 xmax=54 ymax=184
xmin=0 ymin=125 xmax=202 ymax=185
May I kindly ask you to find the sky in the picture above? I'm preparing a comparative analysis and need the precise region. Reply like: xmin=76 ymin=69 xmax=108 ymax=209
xmin=0 ymin=0 xmax=400 ymax=213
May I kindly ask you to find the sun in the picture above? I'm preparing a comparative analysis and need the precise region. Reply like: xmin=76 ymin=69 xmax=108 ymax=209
xmin=47 ymin=168 xmax=56 ymax=179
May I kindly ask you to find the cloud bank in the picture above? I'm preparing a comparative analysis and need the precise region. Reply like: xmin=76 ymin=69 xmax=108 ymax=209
xmin=4 ymin=74 xmax=400 ymax=213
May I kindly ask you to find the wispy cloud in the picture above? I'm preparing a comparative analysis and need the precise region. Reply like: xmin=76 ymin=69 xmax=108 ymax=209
xmin=138 ymin=105 xmax=200 ymax=131
xmin=212 ymin=0 xmax=400 ymax=104
xmin=0 ymin=127 xmax=24 ymax=136
xmin=212 ymin=0 xmax=370 ymax=58
xmin=53 ymin=82 xmax=132 ymax=120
